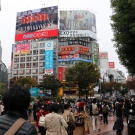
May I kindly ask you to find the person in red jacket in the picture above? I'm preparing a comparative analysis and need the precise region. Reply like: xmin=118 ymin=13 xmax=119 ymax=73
xmin=36 ymin=104 xmax=50 ymax=135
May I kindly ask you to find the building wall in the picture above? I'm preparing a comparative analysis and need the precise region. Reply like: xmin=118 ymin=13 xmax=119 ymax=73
xmin=12 ymin=39 xmax=58 ymax=83
xmin=0 ymin=61 xmax=8 ymax=85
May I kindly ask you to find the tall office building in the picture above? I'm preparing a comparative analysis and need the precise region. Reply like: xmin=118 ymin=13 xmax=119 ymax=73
xmin=0 ymin=41 xmax=2 ymax=61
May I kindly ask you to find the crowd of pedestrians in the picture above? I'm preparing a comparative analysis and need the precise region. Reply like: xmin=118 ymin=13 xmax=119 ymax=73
xmin=0 ymin=87 xmax=135 ymax=135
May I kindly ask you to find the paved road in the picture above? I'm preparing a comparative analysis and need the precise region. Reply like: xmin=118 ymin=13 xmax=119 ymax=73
xmin=88 ymin=116 xmax=128 ymax=135
xmin=32 ymin=115 xmax=128 ymax=135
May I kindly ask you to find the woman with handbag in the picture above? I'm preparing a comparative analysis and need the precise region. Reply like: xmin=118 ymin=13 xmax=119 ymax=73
xmin=74 ymin=102 xmax=90 ymax=135
xmin=36 ymin=104 xmax=49 ymax=135
xmin=44 ymin=103 xmax=68 ymax=135
xmin=62 ymin=104 xmax=75 ymax=135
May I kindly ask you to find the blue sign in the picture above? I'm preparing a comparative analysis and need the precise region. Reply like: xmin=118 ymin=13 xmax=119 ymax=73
xmin=29 ymin=87 xmax=39 ymax=97
xmin=58 ymin=58 xmax=92 ymax=62
xmin=45 ymin=50 xmax=54 ymax=69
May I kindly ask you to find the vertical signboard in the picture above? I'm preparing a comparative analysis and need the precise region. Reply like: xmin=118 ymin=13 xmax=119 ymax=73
xmin=45 ymin=41 xmax=53 ymax=74
xmin=91 ymin=42 xmax=99 ymax=65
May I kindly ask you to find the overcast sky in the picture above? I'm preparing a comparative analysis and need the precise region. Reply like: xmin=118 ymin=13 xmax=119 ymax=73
xmin=0 ymin=0 xmax=128 ymax=76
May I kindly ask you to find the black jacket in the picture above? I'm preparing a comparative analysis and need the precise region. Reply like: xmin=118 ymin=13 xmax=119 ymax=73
xmin=116 ymin=104 xmax=123 ymax=118
xmin=0 ymin=111 xmax=37 ymax=135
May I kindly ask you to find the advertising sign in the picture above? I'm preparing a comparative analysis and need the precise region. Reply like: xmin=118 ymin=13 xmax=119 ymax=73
xmin=30 ymin=87 xmax=39 ymax=97
xmin=45 ymin=41 xmax=53 ymax=74
xmin=15 ymin=6 xmax=58 ymax=41
xmin=58 ymin=58 xmax=92 ymax=62
xmin=14 ymin=43 xmax=30 ymax=55
xmin=99 ymin=52 xmax=108 ymax=59
xmin=59 ymin=10 xmax=96 ymax=39
xmin=58 ymin=66 xmax=67 ymax=81
xmin=109 ymin=62 xmax=115 ymax=68
xmin=91 ymin=42 xmax=99 ymax=64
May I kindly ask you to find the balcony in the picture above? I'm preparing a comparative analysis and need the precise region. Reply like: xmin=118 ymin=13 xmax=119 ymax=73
xmin=32 ymin=69 xmax=38 ymax=74
xmin=39 ymin=62 xmax=44 ymax=67
xmin=39 ymin=69 xmax=44 ymax=74
xmin=26 ymin=69 xmax=31 ymax=74
xmin=27 ymin=57 xmax=31 ymax=61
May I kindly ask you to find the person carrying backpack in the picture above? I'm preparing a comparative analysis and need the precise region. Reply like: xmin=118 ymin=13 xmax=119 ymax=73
xmin=90 ymin=98 xmax=101 ymax=133
xmin=74 ymin=102 xmax=90 ymax=135
xmin=102 ymin=102 xmax=109 ymax=124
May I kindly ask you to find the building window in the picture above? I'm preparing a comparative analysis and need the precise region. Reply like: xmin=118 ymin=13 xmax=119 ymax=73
xmin=39 ymin=75 xmax=43 ymax=80
xmin=20 ymin=57 xmax=25 ymax=62
xmin=27 ymin=57 xmax=31 ymax=61
xmin=33 ymin=56 xmax=38 ymax=61
xmin=39 ymin=68 xmax=44 ymax=74
xmin=20 ymin=70 xmax=24 ymax=75
xmin=13 ymin=70 xmax=18 ymax=75
xmin=32 ymin=69 xmax=38 ymax=74
xmin=33 ymin=50 xmax=38 ymax=55
xmin=39 ymin=55 xmax=44 ymax=60
xmin=33 ymin=43 xmax=38 ymax=48
xmin=26 ymin=63 xmax=31 ymax=68
xmin=40 ymin=43 xmax=45 ymax=48
xmin=40 ymin=49 xmax=44 ymax=54
xmin=14 ymin=58 xmax=19 ymax=62
xmin=20 ymin=63 xmax=25 ymax=68
xmin=14 ymin=64 xmax=18 ymax=68
xmin=26 ymin=69 xmax=31 ymax=74
xmin=33 ymin=62 xmax=38 ymax=68
xmin=39 ymin=62 xmax=44 ymax=67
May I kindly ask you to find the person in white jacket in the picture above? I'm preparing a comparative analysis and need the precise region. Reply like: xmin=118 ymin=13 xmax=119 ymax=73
xmin=45 ymin=103 xmax=68 ymax=135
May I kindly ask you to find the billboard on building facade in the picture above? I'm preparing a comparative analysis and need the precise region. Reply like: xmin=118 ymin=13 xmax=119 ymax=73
xmin=99 ymin=52 xmax=108 ymax=59
xmin=109 ymin=62 xmax=115 ymax=68
xmin=45 ymin=41 xmax=53 ymax=74
xmin=58 ymin=66 xmax=67 ymax=81
xmin=15 ymin=6 xmax=58 ymax=41
xmin=59 ymin=10 xmax=96 ymax=39
xmin=14 ymin=43 xmax=30 ymax=55
xmin=91 ymin=42 xmax=99 ymax=64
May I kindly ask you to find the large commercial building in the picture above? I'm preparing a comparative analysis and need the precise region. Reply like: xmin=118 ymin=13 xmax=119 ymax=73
xmin=11 ymin=6 xmax=58 ymax=84
xmin=12 ymin=39 xmax=58 ymax=83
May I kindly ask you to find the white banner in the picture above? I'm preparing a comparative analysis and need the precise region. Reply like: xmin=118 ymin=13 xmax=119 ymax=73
xmin=59 ymin=30 xmax=96 ymax=39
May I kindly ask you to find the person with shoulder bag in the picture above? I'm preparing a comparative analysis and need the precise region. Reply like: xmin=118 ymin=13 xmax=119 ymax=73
xmin=0 ymin=86 xmax=37 ymax=135
xmin=44 ymin=103 xmax=68 ymax=135
xmin=36 ymin=104 xmax=50 ymax=135
xmin=74 ymin=102 xmax=90 ymax=135
xmin=90 ymin=98 xmax=101 ymax=133
xmin=62 ymin=104 xmax=75 ymax=135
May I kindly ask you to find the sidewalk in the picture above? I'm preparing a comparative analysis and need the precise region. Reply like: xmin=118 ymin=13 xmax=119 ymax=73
xmin=88 ymin=116 xmax=128 ymax=135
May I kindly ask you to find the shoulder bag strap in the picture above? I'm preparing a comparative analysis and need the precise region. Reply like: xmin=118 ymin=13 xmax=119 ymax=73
xmin=4 ymin=118 xmax=26 ymax=135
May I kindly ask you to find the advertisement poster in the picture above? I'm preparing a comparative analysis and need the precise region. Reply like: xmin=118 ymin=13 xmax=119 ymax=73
xmin=14 ymin=43 xmax=30 ymax=55
xmin=15 ymin=6 xmax=58 ymax=41
xmin=91 ymin=42 xmax=99 ymax=64
xmin=108 ymin=62 xmax=115 ymax=68
xmin=59 ymin=10 xmax=96 ymax=39
xmin=45 ymin=41 xmax=53 ymax=74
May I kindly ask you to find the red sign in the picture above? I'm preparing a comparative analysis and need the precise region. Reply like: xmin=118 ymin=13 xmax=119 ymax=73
xmin=99 ymin=52 xmax=108 ymax=59
xmin=58 ymin=67 xmax=67 ymax=81
xmin=15 ymin=29 xmax=58 ymax=41
xmin=109 ymin=62 xmax=115 ymax=68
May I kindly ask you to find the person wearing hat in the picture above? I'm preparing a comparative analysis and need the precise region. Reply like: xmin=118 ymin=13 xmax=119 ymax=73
xmin=74 ymin=102 xmax=90 ymax=135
